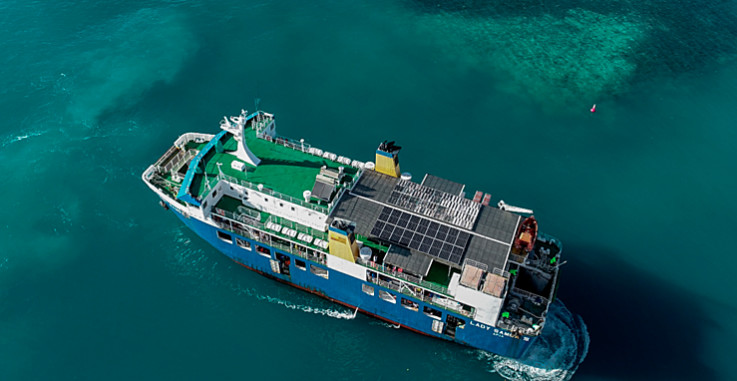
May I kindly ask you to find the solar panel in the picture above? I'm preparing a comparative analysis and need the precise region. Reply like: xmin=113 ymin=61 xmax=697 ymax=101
xmin=370 ymin=206 xmax=470 ymax=265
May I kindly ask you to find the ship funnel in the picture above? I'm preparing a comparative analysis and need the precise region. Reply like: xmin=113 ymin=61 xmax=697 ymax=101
xmin=375 ymin=140 xmax=401 ymax=177
xmin=220 ymin=109 xmax=261 ymax=167
xmin=328 ymin=219 xmax=360 ymax=263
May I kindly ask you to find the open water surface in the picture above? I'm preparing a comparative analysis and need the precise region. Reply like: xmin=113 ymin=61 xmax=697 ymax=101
xmin=2 ymin=0 xmax=736 ymax=380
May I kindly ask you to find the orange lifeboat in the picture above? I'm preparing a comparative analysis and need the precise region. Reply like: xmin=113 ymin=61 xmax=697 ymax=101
xmin=514 ymin=216 xmax=538 ymax=252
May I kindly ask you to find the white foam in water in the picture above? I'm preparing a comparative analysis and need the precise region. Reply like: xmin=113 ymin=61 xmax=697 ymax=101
xmin=234 ymin=286 xmax=358 ymax=320
xmin=478 ymin=300 xmax=589 ymax=381
xmin=167 ymin=227 xmax=357 ymax=320
xmin=370 ymin=321 xmax=401 ymax=329
xmin=0 ymin=130 xmax=47 ymax=149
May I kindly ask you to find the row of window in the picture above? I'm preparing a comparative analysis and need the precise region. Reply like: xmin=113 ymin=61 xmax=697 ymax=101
xmin=214 ymin=221 xmax=326 ymax=265
xmin=361 ymin=284 xmax=445 ymax=320
xmin=219 ymin=228 xmax=465 ymax=337
xmin=282 ymin=257 xmax=329 ymax=279
xmin=220 ymin=228 xmax=464 ymax=335
xmin=218 ymin=230 xmax=270 ymax=255
xmin=362 ymin=282 xmax=467 ymax=338
xmin=217 ymin=229 xmax=329 ymax=278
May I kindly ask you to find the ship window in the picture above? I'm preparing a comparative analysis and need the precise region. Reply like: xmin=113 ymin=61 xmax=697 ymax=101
xmin=295 ymin=259 xmax=306 ymax=270
xmin=264 ymin=197 xmax=268 ymax=202
xmin=366 ymin=270 xmax=378 ymax=283
xmin=212 ymin=190 xmax=217 ymax=197
xmin=256 ymin=245 xmax=271 ymax=257
xmin=236 ymin=238 xmax=251 ymax=250
xmin=446 ymin=315 xmax=466 ymax=329
xmin=310 ymin=265 xmax=329 ymax=279
xmin=401 ymin=298 xmax=419 ymax=311
xmin=423 ymin=306 xmax=442 ymax=320
xmin=444 ymin=315 xmax=465 ymax=338
xmin=291 ymin=207 xmax=295 ymax=211
xmin=379 ymin=290 xmax=396 ymax=304
xmin=362 ymin=284 xmax=374 ymax=296
xmin=217 ymin=231 xmax=232 ymax=243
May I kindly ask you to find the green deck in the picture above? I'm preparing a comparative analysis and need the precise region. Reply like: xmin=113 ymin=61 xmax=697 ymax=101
xmin=191 ymin=126 xmax=358 ymax=203
xmin=214 ymin=195 xmax=244 ymax=213
xmin=425 ymin=261 xmax=455 ymax=288
xmin=215 ymin=195 xmax=270 ymax=222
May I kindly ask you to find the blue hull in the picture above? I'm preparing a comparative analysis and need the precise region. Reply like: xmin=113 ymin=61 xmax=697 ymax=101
xmin=170 ymin=205 xmax=535 ymax=359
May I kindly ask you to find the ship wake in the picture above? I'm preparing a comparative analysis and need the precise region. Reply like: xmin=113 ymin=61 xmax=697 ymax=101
xmin=234 ymin=285 xmax=359 ymax=320
xmin=168 ymin=228 xmax=357 ymax=321
xmin=370 ymin=321 xmax=402 ymax=329
xmin=478 ymin=300 xmax=589 ymax=381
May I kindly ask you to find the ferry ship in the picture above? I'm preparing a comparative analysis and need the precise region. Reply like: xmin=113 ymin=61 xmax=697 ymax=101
xmin=142 ymin=109 xmax=562 ymax=359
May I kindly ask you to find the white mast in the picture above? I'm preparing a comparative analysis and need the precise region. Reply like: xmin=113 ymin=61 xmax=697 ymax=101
xmin=220 ymin=109 xmax=260 ymax=167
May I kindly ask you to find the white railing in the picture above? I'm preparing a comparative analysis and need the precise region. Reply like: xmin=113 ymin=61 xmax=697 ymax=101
xmin=492 ymin=267 xmax=510 ymax=278
xmin=274 ymin=135 xmax=312 ymax=154
xmin=463 ymin=258 xmax=489 ymax=272
xmin=217 ymin=171 xmax=355 ymax=216
xmin=369 ymin=273 xmax=473 ymax=318
xmin=174 ymin=132 xmax=214 ymax=149
xmin=363 ymin=261 xmax=451 ymax=297
xmin=217 ymin=172 xmax=326 ymax=212
xmin=212 ymin=202 xmax=474 ymax=319
xmin=266 ymin=214 xmax=328 ymax=242
xmin=211 ymin=208 xmax=328 ymax=265
xmin=161 ymin=149 xmax=196 ymax=176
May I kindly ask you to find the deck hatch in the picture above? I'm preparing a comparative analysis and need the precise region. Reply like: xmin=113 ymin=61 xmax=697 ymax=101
xmin=311 ymin=179 xmax=335 ymax=202
xmin=383 ymin=245 xmax=433 ymax=277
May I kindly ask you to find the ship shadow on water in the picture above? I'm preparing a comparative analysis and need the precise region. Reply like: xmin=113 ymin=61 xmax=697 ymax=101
xmin=559 ymin=244 xmax=719 ymax=381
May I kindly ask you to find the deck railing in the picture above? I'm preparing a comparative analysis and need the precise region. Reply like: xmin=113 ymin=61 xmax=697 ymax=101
xmin=156 ymin=148 xmax=197 ymax=176
xmin=463 ymin=258 xmax=489 ymax=271
xmin=266 ymin=215 xmax=328 ymax=242
xmin=492 ymin=267 xmax=510 ymax=278
xmin=211 ymin=208 xmax=329 ymax=261
xmin=174 ymin=132 xmax=213 ymax=149
xmin=362 ymin=261 xmax=451 ymax=297
xmin=211 ymin=206 xmax=474 ymax=318
xmin=370 ymin=273 xmax=472 ymax=318
xmin=215 ymin=171 xmax=356 ymax=215
xmin=216 ymin=172 xmax=326 ymax=212
xmin=274 ymin=135 xmax=312 ymax=154
xmin=511 ymin=287 xmax=549 ymax=306
xmin=508 ymin=253 xmax=527 ymax=264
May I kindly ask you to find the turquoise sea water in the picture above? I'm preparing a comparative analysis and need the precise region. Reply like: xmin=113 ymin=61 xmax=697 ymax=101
xmin=2 ymin=0 xmax=737 ymax=380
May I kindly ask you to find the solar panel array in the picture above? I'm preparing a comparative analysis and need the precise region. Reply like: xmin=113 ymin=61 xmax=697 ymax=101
xmin=388 ymin=179 xmax=480 ymax=230
xmin=370 ymin=206 xmax=470 ymax=265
